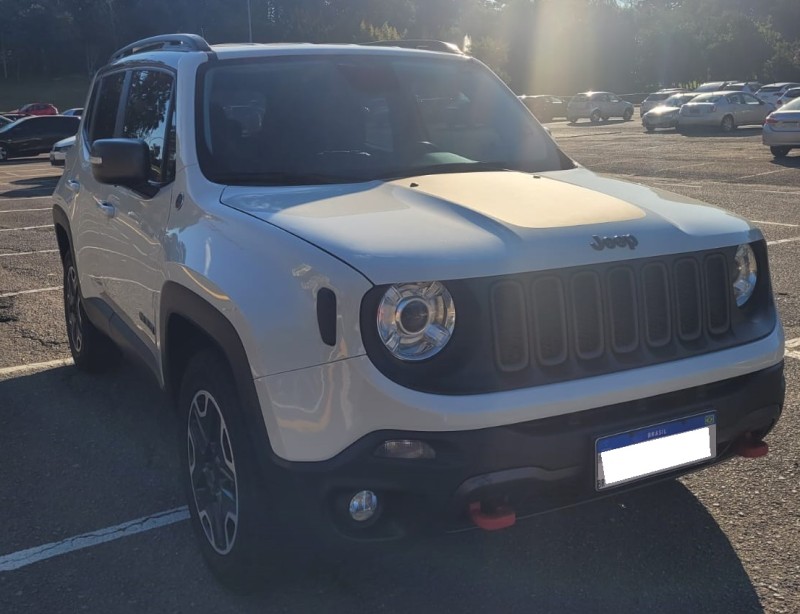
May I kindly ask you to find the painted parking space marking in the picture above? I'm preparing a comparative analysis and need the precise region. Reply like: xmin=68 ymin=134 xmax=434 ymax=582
xmin=736 ymin=168 xmax=790 ymax=180
xmin=766 ymin=237 xmax=800 ymax=246
xmin=784 ymin=337 xmax=800 ymax=361
xmin=0 ymin=249 xmax=58 ymax=258
xmin=752 ymin=220 xmax=800 ymax=228
xmin=0 ymin=208 xmax=50 ymax=214
xmin=0 ymin=358 xmax=73 ymax=377
xmin=0 ymin=224 xmax=52 ymax=233
xmin=0 ymin=286 xmax=60 ymax=299
xmin=0 ymin=507 xmax=189 ymax=572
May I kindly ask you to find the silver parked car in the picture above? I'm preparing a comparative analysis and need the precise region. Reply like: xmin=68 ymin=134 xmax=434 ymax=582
xmin=678 ymin=92 xmax=774 ymax=132
xmin=567 ymin=91 xmax=634 ymax=123
xmin=49 ymin=135 xmax=75 ymax=166
xmin=641 ymin=93 xmax=697 ymax=131
xmin=776 ymin=87 xmax=800 ymax=108
xmin=762 ymin=97 xmax=800 ymax=158
xmin=640 ymin=89 xmax=687 ymax=116
xmin=721 ymin=82 xmax=763 ymax=95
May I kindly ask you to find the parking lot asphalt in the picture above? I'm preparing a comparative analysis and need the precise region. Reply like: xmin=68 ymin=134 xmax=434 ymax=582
xmin=1 ymin=122 xmax=799 ymax=613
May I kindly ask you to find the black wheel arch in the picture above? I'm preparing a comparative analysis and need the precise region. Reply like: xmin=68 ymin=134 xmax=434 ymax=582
xmin=52 ymin=205 xmax=73 ymax=263
xmin=160 ymin=282 xmax=278 ymax=473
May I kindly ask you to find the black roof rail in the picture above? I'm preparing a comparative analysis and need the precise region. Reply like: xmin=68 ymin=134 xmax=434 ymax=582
xmin=361 ymin=40 xmax=464 ymax=55
xmin=109 ymin=34 xmax=212 ymax=63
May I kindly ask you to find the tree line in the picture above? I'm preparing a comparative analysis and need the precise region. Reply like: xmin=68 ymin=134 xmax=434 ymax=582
xmin=1 ymin=0 xmax=799 ymax=95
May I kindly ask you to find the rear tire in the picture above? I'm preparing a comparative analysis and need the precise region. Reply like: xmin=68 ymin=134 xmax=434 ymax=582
xmin=179 ymin=350 xmax=281 ymax=591
xmin=720 ymin=115 xmax=735 ymax=133
xmin=590 ymin=110 xmax=601 ymax=124
xmin=62 ymin=252 xmax=118 ymax=372
xmin=623 ymin=108 xmax=633 ymax=121
xmin=0 ymin=144 xmax=8 ymax=162
xmin=645 ymin=126 xmax=655 ymax=132
xmin=770 ymin=146 xmax=791 ymax=158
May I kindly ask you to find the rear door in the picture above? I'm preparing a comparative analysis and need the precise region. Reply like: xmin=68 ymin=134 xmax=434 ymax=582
xmin=13 ymin=119 xmax=46 ymax=155
xmin=725 ymin=94 xmax=747 ymax=124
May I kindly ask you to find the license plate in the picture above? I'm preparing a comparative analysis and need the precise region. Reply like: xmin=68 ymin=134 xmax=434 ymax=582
xmin=595 ymin=412 xmax=716 ymax=490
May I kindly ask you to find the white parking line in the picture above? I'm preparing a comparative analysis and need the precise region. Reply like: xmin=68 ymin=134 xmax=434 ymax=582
xmin=0 ymin=507 xmax=189 ymax=572
xmin=0 ymin=358 xmax=73 ymax=377
xmin=784 ymin=337 xmax=800 ymax=361
xmin=766 ymin=237 xmax=800 ymax=246
xmin=752 ymin=220 xmax=800 ymax=228
xmin=0 ymin=208 xmax=50 ymax=214
xmin=737 ymin=168 xmax=789 ymax=180
xmin=0 ymin=286 xmax=60 ymax=299
xmin=0 ymin=249 xmax=58 ymax=258
xmin=0 ymin=224 xmax=51 ymax=233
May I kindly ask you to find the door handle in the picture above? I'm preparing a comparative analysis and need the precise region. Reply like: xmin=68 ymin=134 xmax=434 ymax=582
xmin=96 ymin=201 xmax=116 ymax=218
xmin=66 ymin=179 xmax=80 ymax=192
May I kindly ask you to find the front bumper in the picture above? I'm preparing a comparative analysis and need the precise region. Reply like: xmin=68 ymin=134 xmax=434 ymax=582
xmin=643 ymin=114 xmax=678 ymax=129
xmin=49 ymin=151 xmax=66 ymax=166
xmin=271 ymin=362 xmax=783 ymax=543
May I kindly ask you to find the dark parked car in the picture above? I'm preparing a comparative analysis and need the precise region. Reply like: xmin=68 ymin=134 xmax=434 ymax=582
xmin=0 ymin=115 xmax=12 ymax=127
xmin=0 ymin=115 xmax=80 ymax=162
xmin=518 ymin=95 xmax=566 ymax=122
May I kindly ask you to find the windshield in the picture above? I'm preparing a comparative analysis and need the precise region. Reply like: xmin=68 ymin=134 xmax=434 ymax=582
xmin=197 ymin=56 xmax=563 ymax=186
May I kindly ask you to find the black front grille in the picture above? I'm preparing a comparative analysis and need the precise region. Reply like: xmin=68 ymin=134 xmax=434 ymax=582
xmin=360 ymin=242 xmax=775 ymax=396
xmin=490 ymin=249 xmax=735 ymax=377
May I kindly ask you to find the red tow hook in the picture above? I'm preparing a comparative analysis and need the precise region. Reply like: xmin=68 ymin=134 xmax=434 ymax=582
xmin=469 ymin=502 xmax=516 ymax=531
xmin=735 ymin=434 xmax=769 ymax=458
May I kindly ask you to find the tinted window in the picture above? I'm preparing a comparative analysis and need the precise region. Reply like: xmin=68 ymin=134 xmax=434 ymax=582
xmin=122 ymin=70 xmax=175 ymax=183
xmin=88 ymin=72 xmax=125 ymax=143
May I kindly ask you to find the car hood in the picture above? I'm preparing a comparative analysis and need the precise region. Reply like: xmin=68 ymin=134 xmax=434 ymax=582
xmin=220 ymin=168 xmax=760 ymax=285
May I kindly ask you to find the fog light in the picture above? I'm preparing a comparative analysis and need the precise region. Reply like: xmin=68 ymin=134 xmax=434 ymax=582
xmin=375 ymin=439 xmax=436 ymax=460
xmin=349 ymin=490 xmax=378 ymax=522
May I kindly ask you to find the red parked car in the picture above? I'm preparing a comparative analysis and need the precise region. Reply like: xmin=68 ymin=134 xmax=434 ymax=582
xmin=10 ymin=102 xmax=59 ymax=116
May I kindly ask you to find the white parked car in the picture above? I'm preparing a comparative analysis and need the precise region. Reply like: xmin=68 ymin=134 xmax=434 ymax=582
xmin=640 ymin=89 xmax=688 ymax=117
xmin=49 ymin=135 xmax=75 ymax=166
xmin=678 ymin=92 xmax=774 ymax=132
xmin=53 ymin=34 xmax=784 ymax=588
xmin=756 ymin=83 xmax=800 ymax=107
xmin=567 ymin=91 xmax=634 ymax=123
xmin=763 ymin=97 xmax=800 ymax=158
xmin=776 ymin=87 xmax=800 ymax=108
xmin=721 ymin=81 xmax=763 ymax=95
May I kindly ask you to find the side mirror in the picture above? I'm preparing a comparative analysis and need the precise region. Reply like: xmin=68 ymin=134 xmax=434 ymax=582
xmin=91 ymin=139 xmax=149 ymax=187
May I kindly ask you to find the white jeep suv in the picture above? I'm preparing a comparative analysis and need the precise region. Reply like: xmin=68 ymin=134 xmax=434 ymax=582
xmin=53 ymin=34 xmax=784 ymax=587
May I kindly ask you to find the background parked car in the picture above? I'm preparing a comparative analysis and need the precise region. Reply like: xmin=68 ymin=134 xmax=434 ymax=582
xmin=756 ymin=83 xmax=800 ymax=106
xmin=8 ymin=102 xmax=59 ymax=116
xmin=776 ymin=87 xmax=800 ymax=107
xmin=721 ymin=81 xmax=763 ymax=94
xmin=518 ymin=95 xmax=566 ymax=122
xmin=567 ymin=91 xmax=634 ymax=123
xmin=640 ymin=88 xmax=688 ymax=116
xmin=49 ymin=135 xmax=76 ymax=166
xmin=0 ymin=115 xmax=79 ymax=162
xmin=678 ymin=91 xmax=774 ymax=132
xmin=763 ymin=97 xmax=800 ymax=158
xmin=62 ymin=108 xmax=83 ymax=117
xmin=641 ymin=93 xmax=698 ymax=131
xmin=694 ymin=81 xmax=731 ymax=93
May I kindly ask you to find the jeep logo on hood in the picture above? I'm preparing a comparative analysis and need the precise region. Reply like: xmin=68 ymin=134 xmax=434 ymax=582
xmin=591 ymin=234 xmax=638 ymax=251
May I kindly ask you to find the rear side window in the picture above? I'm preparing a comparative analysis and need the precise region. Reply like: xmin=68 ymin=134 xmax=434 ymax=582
xmin=88 ymin=72 xmax=126 ymax=144
xmin=122 ymin=69 xmax=175 ymax=183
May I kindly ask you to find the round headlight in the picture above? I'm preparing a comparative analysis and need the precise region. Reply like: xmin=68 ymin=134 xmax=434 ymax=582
xmin=733 ymin=244 xmax=758 ymax=307
xmin=377 ymin=282 xmax=455 ymax=361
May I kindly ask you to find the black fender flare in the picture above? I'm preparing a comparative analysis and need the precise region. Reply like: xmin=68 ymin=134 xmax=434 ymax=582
xmin=52 ymin=204 xmax=73 ymax=263
xmin=160 ymin=282 xmax=278 ymax=473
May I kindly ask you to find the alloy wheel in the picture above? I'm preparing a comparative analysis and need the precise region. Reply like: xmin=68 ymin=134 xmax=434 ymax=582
xmin=65 ymin=265 xmax=83 ymax=354
xmin=187 ymin=390 xmax=239 ymax=555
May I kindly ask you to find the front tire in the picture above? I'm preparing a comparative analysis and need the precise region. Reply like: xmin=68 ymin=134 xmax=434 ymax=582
xmin=62 ymin=252 xmax=118 ymax=372
xmin=179 ymin=350 xmax=279 ymax=591
xmin=770 ymin=146 xmax=791 ymax=158
xmin=0 ymin=144 xmax=8 ymax=162
xmin=623 ymin=108 xmax=633 ymax=121
xmin=590 ymin=110 xmax=601 ymax=124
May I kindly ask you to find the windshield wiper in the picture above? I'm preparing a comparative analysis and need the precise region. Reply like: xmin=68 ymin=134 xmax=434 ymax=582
xmin=212 ymin=171 xmax=365 ymax=186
